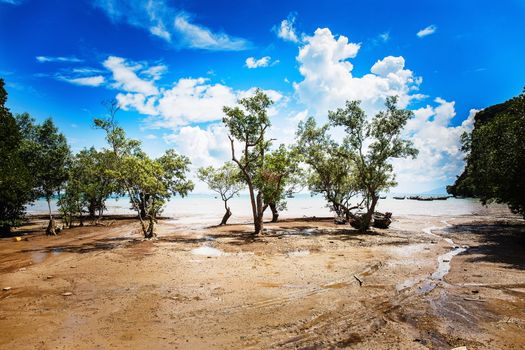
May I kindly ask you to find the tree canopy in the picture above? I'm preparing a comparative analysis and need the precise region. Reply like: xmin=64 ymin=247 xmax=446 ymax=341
xmin=296 ymin=117 xmax=359 ymax=221
xmin=448 ymin=91 xmax=525 ymax=217
xmin=95 ymin=106 xmax=193 ymax=238
xmin=0 ymin=79 xmax=34 ymax=233
xmin=223 ymin=89 xmax=273 ymax=234
xmin=198 ymin=162 xmax=244 ymax=225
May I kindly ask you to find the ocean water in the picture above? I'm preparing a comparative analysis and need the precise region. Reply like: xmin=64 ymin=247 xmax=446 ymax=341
xmin=27 ymin=193 xmax=489 ymax=226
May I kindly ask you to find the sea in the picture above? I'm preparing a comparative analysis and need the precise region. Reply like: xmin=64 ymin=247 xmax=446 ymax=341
xmin=26 ymin=193 xmax=490 ymax=227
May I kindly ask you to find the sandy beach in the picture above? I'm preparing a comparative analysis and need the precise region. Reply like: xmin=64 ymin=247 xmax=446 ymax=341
xmin=0 ymin=205 xmax=524 ymax=349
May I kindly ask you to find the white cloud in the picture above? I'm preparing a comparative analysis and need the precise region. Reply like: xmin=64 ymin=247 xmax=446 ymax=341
xmin=58 ymin=75 xmax=105 ymax=87
xmin=173 ymin=15 xmax=250 ymax=51
xmin=156 ymin=78 xmax=239 ymax=126
xmin=292 ymin=26 xmax=476 ymax=193
xmin=245 ymin=56 xmax=272 ymax=69
xmin=103 ymin=56 xmax=159 ymax=96
xmin=164 ymin=123 xmax=232 ymax=168
xmin=275 ymin=13 xmax=299 ymax=43
xmin=393 ymin=100 xmax=477 ymax=193
xmin=417 ymin=25 xmax=437 ymax=38
xmin=94 ymin=0 xmax=250 ymax=51
xmin=36 ymin=56 xmax=83 ymax=63
xmin=145 ymin=134 xmax=157 ymax=140
xmin=142 ymin=64 xmax=167 ymax=80
xmin=150 ymin=23 xmax=172 ymax=41
xmin=116 ymin=92 xmax=158 ymax=115
xmin=293 ymin=28 xmax=422 ymax=117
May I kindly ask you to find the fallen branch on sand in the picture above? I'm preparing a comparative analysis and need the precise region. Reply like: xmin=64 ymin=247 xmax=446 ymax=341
xmin=353 ymin=275 xmax=363 ymax=286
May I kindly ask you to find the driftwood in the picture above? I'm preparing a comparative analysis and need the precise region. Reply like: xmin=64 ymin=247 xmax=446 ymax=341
xmin=353 ymin=275 xmax=363 ymax=286
xmin=373 ymin=212 xmax=392 ymax=229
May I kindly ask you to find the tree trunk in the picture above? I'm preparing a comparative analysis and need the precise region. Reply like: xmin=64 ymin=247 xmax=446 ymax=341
xmin=139 ymin=192 xmax=150 ymax=219
xmin=88 ymin=201 xmax=96 ymax=218
xmin=46 ymin=198 xmax=57 ymax=235
xmin=254 ymin=191 xmax=264 ymax=235
xmin=145 ymin=216 xmax=156 ymax=239
xmin=269 ymin=202 xmax=279 ymax=223
xmin=96 ymin=207 xmax=104 ymax=224
xmin=220 ymin=206 xmax=232 ymax=225
xmin=360 ymin=195 xmax=378 ymax=232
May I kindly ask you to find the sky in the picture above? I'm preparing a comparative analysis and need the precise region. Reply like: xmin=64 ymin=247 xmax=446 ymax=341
xmin=1 ymin=0 xmax=524 ymax=194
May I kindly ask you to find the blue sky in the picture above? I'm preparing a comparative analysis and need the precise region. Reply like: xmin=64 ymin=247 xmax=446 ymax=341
xmin=1 ymin=0 xmax=524 ymax=193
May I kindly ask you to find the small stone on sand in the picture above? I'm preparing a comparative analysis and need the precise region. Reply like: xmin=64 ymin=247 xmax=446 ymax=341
xmin=3 ymin=287 xmax=12 ymax=291
xmin=62 ymin=292 xmax=73 ymax=296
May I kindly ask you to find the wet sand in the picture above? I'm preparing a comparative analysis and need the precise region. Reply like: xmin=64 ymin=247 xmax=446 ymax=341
xmin=0 ymin=208 xmax=524 ymax=349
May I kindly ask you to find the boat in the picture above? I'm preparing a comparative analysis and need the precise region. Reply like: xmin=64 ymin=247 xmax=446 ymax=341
xmin=408 ymin=196 xmax=420 ymax=200
xmin=393 ymin=196 xmax=405 ymax=200
xmin=379 ymin=196 xmax=386 ymax=199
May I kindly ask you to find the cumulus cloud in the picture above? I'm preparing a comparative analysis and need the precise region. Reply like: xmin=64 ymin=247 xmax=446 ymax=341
xmin=293 ymin=28 xmax=423 ymax=117
xmin=117 ymin=76 xmax=283 ymax=128
xmin=291 ymin=26 xmax=477 ymax=192
xmin=245 ymin=56 xmax=272 ymax=69
xmin=393 ymin=100 xmax=476 ymax=192
xmin=275 ymin=13 xmax=299 ymax=43
xmin=417 ymin=25 xmax=437 ymax=38
xmin=94 ymin=0 xmax=250 ymax=50
xmin=103 ymin=56 xmax=159 ymax=96
xmin=58 ymin=75 xmax=105 ymax=87
xmin=163 ymin=123 xmax=232 ymax=168
xmin=36 ymin=56 xmax=83 ymax=63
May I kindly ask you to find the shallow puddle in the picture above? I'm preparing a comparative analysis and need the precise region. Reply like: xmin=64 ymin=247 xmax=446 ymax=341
xmin=191 ymin=246 xmax=225 ymax=257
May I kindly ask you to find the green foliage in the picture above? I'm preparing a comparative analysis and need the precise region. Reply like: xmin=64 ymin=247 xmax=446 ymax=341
xmin=296 ymin=97 xmax=417 ymax=230
xmin=222 ymin=89 xmax=274 ymax=233
xmin=328 ymin=97 xmax=418 ymax=230
xmin=198 ymin=162 xmax=244 ymax=225
xmin=16 ymin=114 xmax=71 ymax=211
xmin=58 ymin=168 xmax=86 ymax=228
xmin=329 ymin=97 xmax=417 ymax=196
xmin=449 ymin=92 xmax=525 ymax=217
xmin=258 ymin=144 xmax=302 ymax=213
xmin=197 ymin=162 xmax=244 ymax=203
xmin=296 ymin=116 xmax=358 ymax=219
xmin=0 ymin=79 xmax=34 ymax=232
xmin=57 ymin=147 xmax=117 ymax=227
xmin=75 ymin=148 xmax=116 ymax=218
xmin=95 ymin=105 xmax=193 ymax=238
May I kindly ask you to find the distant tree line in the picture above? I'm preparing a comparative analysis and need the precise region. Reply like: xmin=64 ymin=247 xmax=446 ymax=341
xmin=448 ymin=90 xmax=525 ymax=217
xmin=1 ymin=77 xmax=418 ymax=237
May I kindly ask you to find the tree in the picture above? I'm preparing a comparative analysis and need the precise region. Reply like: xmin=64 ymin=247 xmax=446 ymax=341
xmin=0 ymin=79 xmax=34 ymax=233
xmin=448 ymin=91 xmax=525 ymax=217
xmin=95 ymin=103 xmax=193 ymax=238
xmin=75 ymin=148 xmax=116 ymax=221
xmin=58 ymin=164 xmax=86 ymax=228
xmin=296 ymin=117 xmax=360 ymax=221
xmin=329 ymin=97 xmax=418 ymax=230
xmin=197 ymin=162 xmax=244 ymax=225
xmin=223 ymin=89 xmax=273 ymax=235
xmin=259 ymin=145 xmax=302 ymax=222
xmin=16 ymin=114 xmax=71 ymax=235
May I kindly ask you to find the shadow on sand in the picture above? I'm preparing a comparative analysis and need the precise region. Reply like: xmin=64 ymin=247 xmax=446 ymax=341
xmin=445 ymin=221 xmax=525 ymax=270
